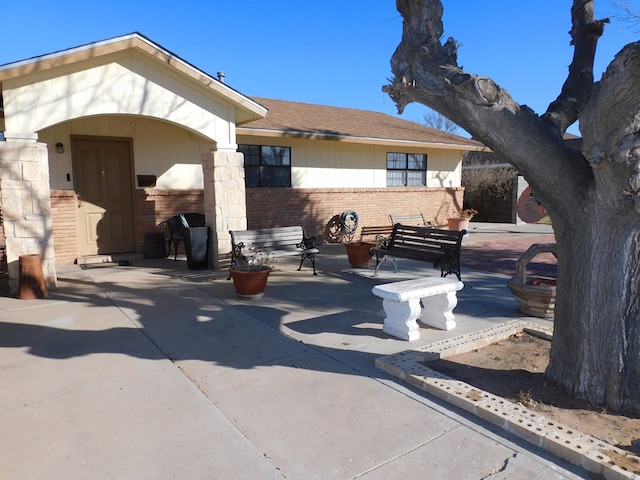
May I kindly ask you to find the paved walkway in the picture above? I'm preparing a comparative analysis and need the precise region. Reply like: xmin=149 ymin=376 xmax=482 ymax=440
xmin=1 ymin=223 xmax=595 ymax=479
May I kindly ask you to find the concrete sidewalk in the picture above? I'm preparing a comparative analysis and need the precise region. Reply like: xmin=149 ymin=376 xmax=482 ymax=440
xmin=1 ymin=223 xmax=593 ymax=479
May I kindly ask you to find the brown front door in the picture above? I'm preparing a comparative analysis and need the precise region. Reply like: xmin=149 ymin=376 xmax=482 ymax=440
xmin=72 ymin=137 xmax=135 ymax=256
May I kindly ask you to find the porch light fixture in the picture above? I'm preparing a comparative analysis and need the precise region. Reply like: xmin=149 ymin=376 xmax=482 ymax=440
xmin=55 ymin=142 xmax=65 ymax=154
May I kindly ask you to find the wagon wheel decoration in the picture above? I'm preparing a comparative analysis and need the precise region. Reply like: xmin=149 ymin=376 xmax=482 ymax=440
xmin=325 ymin=216 xmax=344 ymax=243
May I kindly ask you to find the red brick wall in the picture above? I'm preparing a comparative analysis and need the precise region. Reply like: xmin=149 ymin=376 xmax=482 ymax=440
xmin=48 ymin=187 xmax=464 ymax=264
xmin=50 ymin=190 xmax=79 ymax=265
xmin=134 ymin=189 xmax=205 ymax=254
xmin=246 ymin=187 xmax=465 ymax=243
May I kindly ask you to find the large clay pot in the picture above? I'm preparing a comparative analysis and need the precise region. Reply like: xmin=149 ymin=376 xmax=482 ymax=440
xmin=18 ymin=254 xmax=48 ymax=299
xmin=344 ymin=241 xmax=376 ymax=267
xmin=447 ymin=218 xmax=470 ymax=231
xmin=229 ymin=268 xmax=271 ymax=298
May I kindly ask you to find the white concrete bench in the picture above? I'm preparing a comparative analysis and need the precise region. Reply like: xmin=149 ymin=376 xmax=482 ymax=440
xmin=372 ymin=277 xmax=464 ymax=341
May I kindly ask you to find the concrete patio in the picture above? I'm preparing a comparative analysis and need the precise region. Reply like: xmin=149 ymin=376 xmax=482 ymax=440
xmin=1 ymin=223 xmax=604 ymax=479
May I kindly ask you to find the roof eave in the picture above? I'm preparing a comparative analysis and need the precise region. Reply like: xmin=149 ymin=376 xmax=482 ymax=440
xmin=236 ymin=127 xmax=484 ymax=151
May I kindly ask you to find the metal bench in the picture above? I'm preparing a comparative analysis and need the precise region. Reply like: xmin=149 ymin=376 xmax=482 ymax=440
xmin=358 ymin=225 xmax=394 ymax=244
xmin=371 ymin=224 xmax=466 ymax=280
xmin=230 ymin=226 xmax=319 ymax=275
xmin=389 ymin=213 xmax=432 ymax=226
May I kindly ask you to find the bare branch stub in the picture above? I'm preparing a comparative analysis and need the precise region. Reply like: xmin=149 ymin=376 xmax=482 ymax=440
xmin=384 ymin=0 xmax=456 ymax=113
xmin=383 ymin=0 xmax=520 ymax=131
xmin=543 ymin=0 xmax=608 ymax=132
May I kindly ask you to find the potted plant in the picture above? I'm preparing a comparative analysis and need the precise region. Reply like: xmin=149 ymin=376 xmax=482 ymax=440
xmin=447 ymin=208 xmax=478 ymax=231
xmin=229 ymin=252 xmax=274 ymax=299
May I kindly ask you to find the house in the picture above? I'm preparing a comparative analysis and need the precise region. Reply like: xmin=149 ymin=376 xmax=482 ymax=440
xmin=0 ymin=32 xmax=482 ymax=293
xmin=462 ymin=135 xmax=581 ymax=222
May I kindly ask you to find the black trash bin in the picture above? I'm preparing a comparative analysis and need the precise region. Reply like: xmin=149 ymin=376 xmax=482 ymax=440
xmin=184 ymin=226 xmax=209 ymax=270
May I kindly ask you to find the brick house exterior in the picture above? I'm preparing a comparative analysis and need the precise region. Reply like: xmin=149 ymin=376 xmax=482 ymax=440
xmin=0 ymin=33 xmax=482 ymax=292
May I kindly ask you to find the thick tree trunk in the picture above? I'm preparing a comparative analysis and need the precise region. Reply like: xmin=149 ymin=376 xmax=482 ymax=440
xmin=550 ymin=216 xmax=640 ymax=413
xmin=385 ymin=0 xmax=640 ymax=414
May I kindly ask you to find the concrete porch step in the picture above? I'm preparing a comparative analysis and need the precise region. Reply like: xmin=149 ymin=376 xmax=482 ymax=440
xmin=77 ymin=252 xmax=143 ymax=265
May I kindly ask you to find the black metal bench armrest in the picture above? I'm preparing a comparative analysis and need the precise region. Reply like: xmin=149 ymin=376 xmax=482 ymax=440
xmin=375 ymin=234 xmax=392 ymax=249
xmin=297 ymin=234 xmax=317 ymax=250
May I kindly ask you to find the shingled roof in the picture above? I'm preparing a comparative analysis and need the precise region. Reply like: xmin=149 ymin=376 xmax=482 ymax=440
xmin=238 ymin=97 xmax=483 ymax=150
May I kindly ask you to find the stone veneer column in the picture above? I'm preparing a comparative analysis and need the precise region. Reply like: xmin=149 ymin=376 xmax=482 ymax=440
xmin=0 ymin=139 xmax=57 ymax=293
xmin=201 ymin=150 xmax=247 ymax=270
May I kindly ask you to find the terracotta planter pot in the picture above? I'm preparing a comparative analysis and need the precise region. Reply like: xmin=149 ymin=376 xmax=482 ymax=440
xmin=344 ymin=241 xmax=376 ymax=267
xmin=229 ymin=268 xmax=271 ymax=298
xmin=18 ymin=254 xmax=48 ymax=299
xmin=447 ymin=218 xmax=470 ymax=231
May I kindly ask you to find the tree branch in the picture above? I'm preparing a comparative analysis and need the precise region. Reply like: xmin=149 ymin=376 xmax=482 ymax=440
xmin=383 ymin=0 xmax=594 ymax=219
xmin=542 ymin=0 xmax=608 ymax=132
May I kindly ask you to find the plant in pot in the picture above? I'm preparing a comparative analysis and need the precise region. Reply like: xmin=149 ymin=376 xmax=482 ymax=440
xmin=229 ymin=250 xmax=275 ymax=299
xmin=447 ymin=208 xmax=478 ymax=231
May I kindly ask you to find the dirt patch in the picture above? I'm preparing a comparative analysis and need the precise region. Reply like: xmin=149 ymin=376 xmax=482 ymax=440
xmin=427 ymin=332 xmax=640 ymax=454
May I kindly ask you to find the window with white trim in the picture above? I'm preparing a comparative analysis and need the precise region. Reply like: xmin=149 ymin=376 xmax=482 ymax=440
xmin=239 ymin=144 xmax=291 ymax=187
xmin=386 ymin=152 xmax=427 ymax=186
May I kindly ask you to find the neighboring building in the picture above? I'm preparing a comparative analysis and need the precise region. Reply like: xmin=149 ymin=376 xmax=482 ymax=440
xmin=462 ymin=135 xmax=581 ymax=222
xmin=0 ymin=32 xmax=482 ymax=292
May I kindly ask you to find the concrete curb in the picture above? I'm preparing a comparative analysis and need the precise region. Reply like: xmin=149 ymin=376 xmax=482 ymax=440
xmin=375 ymin=320 xmax=640 ymax=480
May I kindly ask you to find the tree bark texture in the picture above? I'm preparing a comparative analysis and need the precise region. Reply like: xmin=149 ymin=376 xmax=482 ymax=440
xmin=385 ymin=0 xmax=640 ymax=413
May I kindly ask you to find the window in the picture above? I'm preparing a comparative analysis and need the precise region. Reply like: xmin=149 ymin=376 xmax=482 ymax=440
xmin=238 ymin=144 xmax=291 ymax=187
xmin=386 ymin=152 xmax=427 ymax=186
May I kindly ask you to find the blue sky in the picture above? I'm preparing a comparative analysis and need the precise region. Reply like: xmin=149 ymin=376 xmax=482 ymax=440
xmin=1 ymin=1 xmax=636 ymax=136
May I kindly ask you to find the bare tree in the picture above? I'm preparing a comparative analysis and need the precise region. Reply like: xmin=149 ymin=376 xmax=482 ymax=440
xmin=423 ymin=109 xmax=460 ymax=133
xmin=384 ymin=0 xmax=640 ymax=414
xmin=462 ymin=166 xmax=517 ymax=221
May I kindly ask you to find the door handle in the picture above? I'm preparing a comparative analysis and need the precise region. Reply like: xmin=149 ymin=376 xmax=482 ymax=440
xmin=77 ymin=192 xmax=83 ymax=207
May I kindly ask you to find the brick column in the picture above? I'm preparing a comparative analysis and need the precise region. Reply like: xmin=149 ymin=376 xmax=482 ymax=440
xmin=0 ymin=140 xmax=57 ymax=293
xmin=202 ymin=150 xmax=247 ymax=270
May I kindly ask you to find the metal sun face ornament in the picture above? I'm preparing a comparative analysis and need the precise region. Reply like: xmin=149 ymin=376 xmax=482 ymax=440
xmin=516 ymin=186 xmax=546 ymax=223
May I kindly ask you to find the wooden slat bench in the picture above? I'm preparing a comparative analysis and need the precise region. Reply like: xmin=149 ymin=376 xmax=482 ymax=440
xmin=372 ymin=277 xmax=464 ymax=340
xmin=230 ymin=226 xmax=319 ymax=275
xmin=358 ymin=225 xmax=394 ymax=244
xmin=371 ymin=224 xmax=466 ymax=280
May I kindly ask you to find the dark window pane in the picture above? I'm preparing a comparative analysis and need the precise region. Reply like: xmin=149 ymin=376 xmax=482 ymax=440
xmin=261 ymin=166 xmax=290 ymax=187
xmin=261 ymin=146 xmax=290 ymax=166
xmin=245 ymin=166 xmax=260 ymax=187
xmin=387 ymin=170 xmax=406 ymax=186
xmin=240 ymin=144 xmax=291 ymax=187
xmin=386 ymin=152 xmax=406 ymax=169
xmin=408 ymin=153 xmax=426 ymax=170
xmin=239 ymin=144 xmax=261 ymax=165
xmin=407 ymin=171 xmax=426 ymax=186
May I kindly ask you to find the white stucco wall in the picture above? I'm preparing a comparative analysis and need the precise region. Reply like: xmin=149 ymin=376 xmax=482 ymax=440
xmin=2 ymin=49 xmax=237 ymax=150
xmin=236 ymin=134 xmax=463 ymax=188
xmin=39 ymin=116 xmax=215 ymax=190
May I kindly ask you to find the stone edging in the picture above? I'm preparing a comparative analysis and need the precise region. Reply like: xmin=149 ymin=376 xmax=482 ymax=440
xmin=375 ymin=320 xmax=640 ymax=479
